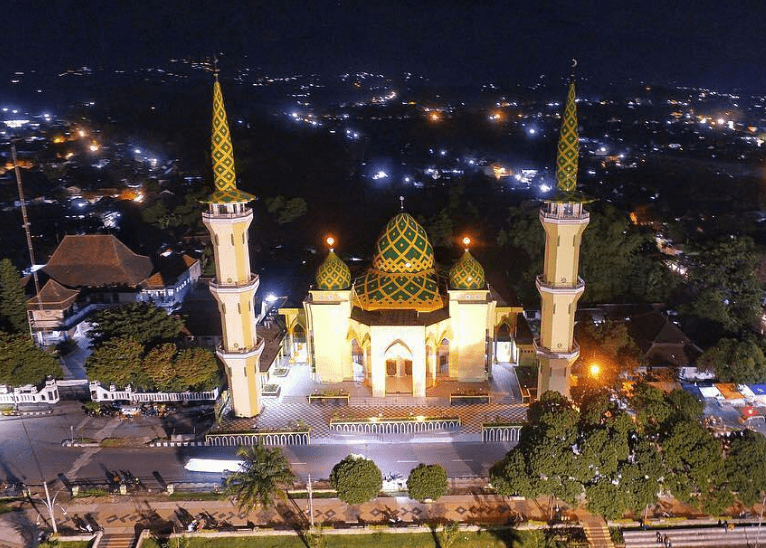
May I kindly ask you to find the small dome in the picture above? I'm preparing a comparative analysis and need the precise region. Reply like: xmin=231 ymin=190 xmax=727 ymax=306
xmin=316 ymin=250 xmax=351 ymax=290
xmin=449 ymin=250 xmax=485 ymax=290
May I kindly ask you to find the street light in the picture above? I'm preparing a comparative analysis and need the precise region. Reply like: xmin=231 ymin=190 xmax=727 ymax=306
xmin=589 ymin=364 xmax=600 ymax=377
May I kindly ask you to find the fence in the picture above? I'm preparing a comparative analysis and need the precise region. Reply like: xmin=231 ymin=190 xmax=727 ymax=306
xmin=329 ymin=416 xmax=460 ymax=435
xmin=89 ymin=382 xmax=219 ymax=403
xmin=481 ymin=424 xmax=522 ymax=443
xmin=0 ymin=379 xmax=60 ymax=406
xmin=206 ymin=431 xmax=310 ymax=446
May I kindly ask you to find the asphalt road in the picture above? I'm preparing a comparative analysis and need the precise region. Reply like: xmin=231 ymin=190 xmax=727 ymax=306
xmin=0 ymin=403 xmax=514 ymax=491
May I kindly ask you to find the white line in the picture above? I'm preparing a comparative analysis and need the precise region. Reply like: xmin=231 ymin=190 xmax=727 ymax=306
xmin=396 ymin=460 xmax=418 ymax=463
xmin=292 ymin=462 xmax=307 ymax=465
xmin=453 ymin=459 xmax=473 ymax=462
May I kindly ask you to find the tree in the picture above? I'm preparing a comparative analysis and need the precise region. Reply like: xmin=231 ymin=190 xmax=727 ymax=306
xmin=682 ymin=236 xmax=761 ymax=336
xmin=630 ymin=381 xmax=672 ymax=432
xmin=265 ymin=196 xmax=307 ymax=225
xmin=407 ymin=463 xmax=448 ymax=502
xmin=143 ymin=343 xmax=178 ymax=391
xmin=697 ymin=336 xmax=766 ymax=383
xmin=330 ymin=455 xmax=382 ymax=504
xmin=0 ymin=258 xmax=28 ymax=334
xmin=89 ymin=303 xmax=184 ymax=348
xmin=726 ymin=430 xmax=766 ymax=507
xmin=85 ymin=336 xmax=144 ymax=387
xmin=172 ymin=347 xmax=221 ymax=390
xmin=224 ymin=444 xmax=296 ymax=511
xmin=0 ymin=332 xmax=62 ymax=385
xmin=666 ymin=389 xmax=704 ymax=422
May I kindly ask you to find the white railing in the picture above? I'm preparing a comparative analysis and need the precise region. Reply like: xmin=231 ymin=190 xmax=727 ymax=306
xmin=88 ymin=382 xmax=219 ymax=403
xmin=0 ymin=379 xmax=60 ymax=405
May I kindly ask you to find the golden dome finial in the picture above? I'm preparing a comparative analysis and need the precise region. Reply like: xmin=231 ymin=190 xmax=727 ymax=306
xmin=462 ymin=236 xmax=471 ymax=250
xmin=326 ymin=236 xmax=335 ymax=251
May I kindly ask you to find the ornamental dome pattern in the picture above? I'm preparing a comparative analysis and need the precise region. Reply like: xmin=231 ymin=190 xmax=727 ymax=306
xmin=354 ymin=213 xmax=443 ymax=311
xmin=316 ymin=251 xmax=351 ymax=290
xmin=449 ymin=250 xmax=485 ymax=290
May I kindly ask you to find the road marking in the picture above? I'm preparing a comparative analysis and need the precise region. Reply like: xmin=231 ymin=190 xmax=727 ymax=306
xmin=396 ymin=460 xmax=418 ymax=463
xmin=453 ymin=459 xmax=473 ymax=462
xmin=292 ymin=462 xmax=307 ymax=465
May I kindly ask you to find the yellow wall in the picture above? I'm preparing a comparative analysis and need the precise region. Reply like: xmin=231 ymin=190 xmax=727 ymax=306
xmin=304 ymin=290 xmax=353 ymax=383
xmin=448 ymin=290 xmax=493 ymax=382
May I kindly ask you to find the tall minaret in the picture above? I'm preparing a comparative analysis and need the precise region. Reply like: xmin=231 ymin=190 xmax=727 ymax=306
xmin=202 ymin=76 xmax=263 ymax=417
xmin=535 ymin=70 xmax=590 ymax=398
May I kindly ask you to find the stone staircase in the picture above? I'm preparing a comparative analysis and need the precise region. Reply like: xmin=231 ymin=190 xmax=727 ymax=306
xmin=623 ymin=526 xmax=765 ymax=547
xmin=98 ymin=532 xmax=137 ymax=548
xmin=581 ymin=514 xmax=615 ymax=548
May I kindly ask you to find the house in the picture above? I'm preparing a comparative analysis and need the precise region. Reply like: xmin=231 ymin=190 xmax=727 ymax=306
xmin=27 ymin=234 xmax=199 ymax=346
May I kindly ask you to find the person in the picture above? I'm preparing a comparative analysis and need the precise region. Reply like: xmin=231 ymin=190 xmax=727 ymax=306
xmin=656 ymin=531 xmax=662 ymax=543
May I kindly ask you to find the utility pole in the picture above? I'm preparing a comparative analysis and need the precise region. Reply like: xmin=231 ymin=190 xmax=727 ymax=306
xmin=11 ymin=142 xmax=43 ymax=345
xmin=307 ymin=473 xmax=314 ymax=529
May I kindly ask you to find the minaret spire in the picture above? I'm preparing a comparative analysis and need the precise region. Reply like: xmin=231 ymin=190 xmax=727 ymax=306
xmin=555 ymin=63 xmax=579 ymax=194
xmin=206 ymin=76 xmax=255 ymax=204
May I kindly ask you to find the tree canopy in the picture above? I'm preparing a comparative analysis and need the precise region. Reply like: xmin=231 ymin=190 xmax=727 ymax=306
xmin=330 ymin=455 xmax=382 ymax=504
xmin=85 ymin=335 xmax=220 ymax=391
xmin=89 ymin=302 xmax=184 ymax=348
xmin=681 ymin=236 xmax=761 ymax=338
xmin=0 ymin=258 xmax=28 ymax=334
xmin=224 ymin=445 xmax=296 ymax=511
xmin=697 ymin=336 xmax=766 ymax=384
xmin=491 ymin=386 xmax=749 ymax=520
xmin=0 ymin=332 xmax=62 ymax=386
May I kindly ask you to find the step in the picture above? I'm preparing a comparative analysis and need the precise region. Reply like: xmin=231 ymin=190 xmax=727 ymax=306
xmin=99 ymin=533 xmax=137 ymax=548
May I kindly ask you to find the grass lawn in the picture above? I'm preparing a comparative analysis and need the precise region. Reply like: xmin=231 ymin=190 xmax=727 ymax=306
xmin=141 ymin=529 xmax=545 ymax=548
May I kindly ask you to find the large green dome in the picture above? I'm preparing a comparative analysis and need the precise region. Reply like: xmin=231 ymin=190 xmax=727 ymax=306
xmin=449 ymin=250 xmax=485 ymax=290
xmin=354 ymin=213 xmax=443 ymax=311
xmin=316 ymin=250 xmax=351 ymax=290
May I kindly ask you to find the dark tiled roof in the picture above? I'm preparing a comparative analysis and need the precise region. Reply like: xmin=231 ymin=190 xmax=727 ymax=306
xmin=143 ymin=253 xmax=198 ymax=289
xmin=350 ymin=305 xmax=450 ymax=326
xmin=27 ymin=279 xmax=79 ymax=309
xmin=44 ymin=235 xmax=152 ymax=288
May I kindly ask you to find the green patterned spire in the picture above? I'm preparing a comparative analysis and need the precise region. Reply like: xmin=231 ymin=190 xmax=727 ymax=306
xmin=556 ymin=80 xmax=579 ymax=193
xmin=206 ymin=78 xmax=255 ymax=204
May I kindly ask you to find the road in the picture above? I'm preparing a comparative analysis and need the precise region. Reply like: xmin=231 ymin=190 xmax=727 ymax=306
xmin=0 ymin=403 xmax=514 ymax=490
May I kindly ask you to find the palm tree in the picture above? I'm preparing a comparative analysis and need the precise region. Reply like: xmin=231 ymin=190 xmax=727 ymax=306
xmin=224 ymin=444 xmax=297 ymax=511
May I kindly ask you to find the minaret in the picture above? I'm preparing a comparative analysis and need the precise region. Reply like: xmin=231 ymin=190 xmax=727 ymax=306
xmin=535 ymin=70 xmax=590 ymax=398
xmin=202 ymin=76 xmax=263 ymax=417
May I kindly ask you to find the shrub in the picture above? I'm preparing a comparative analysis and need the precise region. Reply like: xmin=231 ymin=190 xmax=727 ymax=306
xmin=406 ymin=463 xmax=448 ymax=502
xmin=330 ymin=455 xmax=382 ymax=504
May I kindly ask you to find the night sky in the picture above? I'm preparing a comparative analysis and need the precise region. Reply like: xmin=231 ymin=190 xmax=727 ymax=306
xmin=6 ymin=0 xmax=766 ymax=92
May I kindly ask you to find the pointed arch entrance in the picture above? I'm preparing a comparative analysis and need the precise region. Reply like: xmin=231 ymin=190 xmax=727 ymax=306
xmin=384 ymin=340 xmax=413 ymax=394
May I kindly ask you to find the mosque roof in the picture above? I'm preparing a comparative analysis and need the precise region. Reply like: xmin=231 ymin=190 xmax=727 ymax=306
xmin=353 ymin=212 xmax=443 ymax=312
xmin=449 ymin=250 xmax=485 ymax=290
xmin=315 ymin=250 xmax=351 ymax=290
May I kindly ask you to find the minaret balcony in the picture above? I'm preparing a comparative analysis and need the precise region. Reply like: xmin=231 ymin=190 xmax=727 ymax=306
xmin=539 ymin=205 xmax=589 ymax=224
xmin=536 ymin=275 xmax=585 ymax=295
xmin=217 ymin=337 xmax=265 ymax=359
xmin=209 ymin=274 xmax=259 ymax=293
xmin=534 ymin=338 xmax=580 ymax=360
xmin=203 ymin=205 xmax=253 ymax=221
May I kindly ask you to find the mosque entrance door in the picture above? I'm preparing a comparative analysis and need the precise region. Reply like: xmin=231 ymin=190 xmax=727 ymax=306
xmin=384 ymin=341 xmax=414 ymax=395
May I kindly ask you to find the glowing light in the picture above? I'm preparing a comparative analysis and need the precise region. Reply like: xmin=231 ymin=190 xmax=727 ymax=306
xmin=717 ymin=118 xmax=725 ymax=125
xmin=589 ymin=364 xmax=600 ymax=377
xmin=429 ymin=112 xmax=440 ymax=122
xmin=463 ymin=236 xmax=471 ymax=248
xmin=372 ymin=170 xmax=388 ymax=180
xmin=134 ymin=148 xmax=141 ymax=154
xmin=265 ymin=294 xmax=278 ymax=303
xmin=540 ymin=183 xmax=552 ymax=193
xmin=133 ymin=192 xmax=144 ymax=203
xmin=326 ymin=236 xmax=335 ymax=248
xmin=528 ymin=128 xmax=536 ymax=135
xmin=89 ymin=142 xmax=100 ymax=152
xmin=78 ymin=129 xmax=87 ymax=137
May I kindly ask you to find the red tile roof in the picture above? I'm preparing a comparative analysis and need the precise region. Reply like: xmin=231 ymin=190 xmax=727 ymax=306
xmin=27 ymin=278 xmax=79 ymax=309
xmin=43 ymin=235 xmax=152 ymax=288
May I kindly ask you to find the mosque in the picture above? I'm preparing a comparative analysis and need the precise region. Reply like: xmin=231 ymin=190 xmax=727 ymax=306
xmin=203 ymin=74 xmax=588 ymax=418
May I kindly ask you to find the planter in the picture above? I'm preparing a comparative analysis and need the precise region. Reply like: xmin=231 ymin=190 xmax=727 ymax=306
xmin=450 ymin=393 xmax=490 ymax=405
xmin=308 ymin=393 xmax=349 ymax=406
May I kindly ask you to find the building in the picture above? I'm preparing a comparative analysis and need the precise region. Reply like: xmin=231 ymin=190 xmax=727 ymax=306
xmin=26 ymin=234 xmax=200 ymax=346
xmin=202 ymin=76 xmax=264 ymax=418
xmin=535 ymin=77 xmax=590 ymax=398
xmin=279 ymin=224 xmax=523 ymax=398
